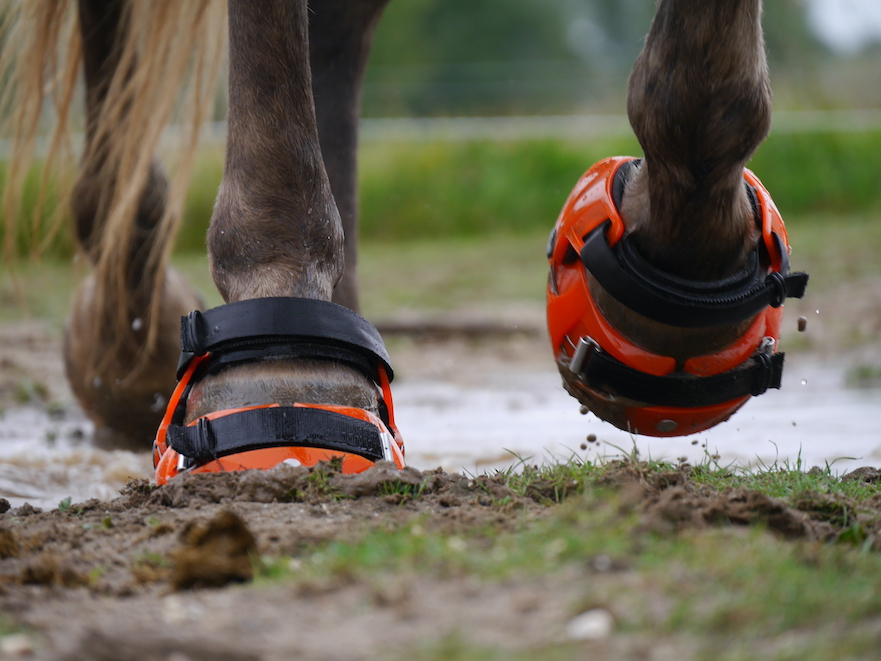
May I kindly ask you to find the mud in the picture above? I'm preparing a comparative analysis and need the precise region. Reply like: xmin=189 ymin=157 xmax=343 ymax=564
xmin=0 ymin=459 xmax=878 ymax=659
xmin=599 ymin=461 xmax=881 ymax=544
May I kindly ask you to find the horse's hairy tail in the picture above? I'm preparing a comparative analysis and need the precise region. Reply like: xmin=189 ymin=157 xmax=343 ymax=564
xmin=1 ymin=0 xmax=225 ymax=373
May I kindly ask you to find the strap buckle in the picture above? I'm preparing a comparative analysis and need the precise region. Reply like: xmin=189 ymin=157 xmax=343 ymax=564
xmin=569 ymin=336 xmax=601 ymax=375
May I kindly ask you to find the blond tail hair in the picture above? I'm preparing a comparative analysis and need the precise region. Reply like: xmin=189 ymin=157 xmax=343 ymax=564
xmin=0 ymin=0 xmax=225 ymax=369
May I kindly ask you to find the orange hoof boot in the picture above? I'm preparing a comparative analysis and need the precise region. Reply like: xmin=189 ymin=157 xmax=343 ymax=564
xmin=152 ymin=298 xmax=403 ymax=485
xmin=546 ymin=157 xmax=809 ymax=436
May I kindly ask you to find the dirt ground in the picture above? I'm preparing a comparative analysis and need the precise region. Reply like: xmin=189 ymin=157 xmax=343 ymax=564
xmin=0 ymin=463 xmax=564 ymax=661
xmin=1 ymin=457 xmax=879 ymax=660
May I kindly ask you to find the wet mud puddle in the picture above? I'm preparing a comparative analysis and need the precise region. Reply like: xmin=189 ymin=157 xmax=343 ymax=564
xmin=0 ymin=358 xmax=878 ymax=509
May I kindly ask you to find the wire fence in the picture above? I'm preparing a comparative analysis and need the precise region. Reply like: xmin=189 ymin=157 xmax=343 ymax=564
xmin=3 ymin=110 xmax=881 ymax=159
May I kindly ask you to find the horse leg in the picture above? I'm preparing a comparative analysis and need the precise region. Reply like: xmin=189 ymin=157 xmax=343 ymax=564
xmin=600 ymin=0 xmax=772 ymax=360
xmin=65 ymin=0 xmax=201 ymax=449
xmin=549 ymin=0 xmax=803 ymax=435
xmin=624 ymin=0 xmax=770 ymax=279
xmin=309 ymin=0 xmax=390 ymax=312
xmin=184 ymin=0 xmax=379 ymax=421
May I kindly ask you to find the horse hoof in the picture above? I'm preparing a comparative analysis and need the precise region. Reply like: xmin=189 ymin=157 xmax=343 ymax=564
xmin=63 ymin=268 xmax=202 ymax=451
xmin=152 ymin=297 xmax=403 ymax=484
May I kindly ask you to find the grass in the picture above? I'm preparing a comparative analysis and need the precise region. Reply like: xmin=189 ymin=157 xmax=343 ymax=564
xmin=503 ymin=450 xmax=881 ymax=506
xmin=780 ymin=211 xmax=881 ymax=291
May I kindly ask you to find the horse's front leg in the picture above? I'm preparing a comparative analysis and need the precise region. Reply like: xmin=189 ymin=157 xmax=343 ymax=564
xmin=601 ymin=0 xmax=772 ymax=363
xmin=548 ymin=0 xmax=808 ymax=436
xmin=65 ymin=0 xmax=201 ymax=450
xmin=180 ymin=0 xmax=387 ymax=436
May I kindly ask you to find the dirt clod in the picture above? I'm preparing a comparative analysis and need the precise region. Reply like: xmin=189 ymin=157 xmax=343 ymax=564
xmin=0 ymin=527 xmax=20 ymax=559
xmin=170 ymin=510 xmax=257 ymax=590
xmin=641 ymin=486 xmax=830 ymax=541
xmin=12 ymin=503 xmax=42 ymax=517
xmin=842 ymin=466 xmax=881 ymax=483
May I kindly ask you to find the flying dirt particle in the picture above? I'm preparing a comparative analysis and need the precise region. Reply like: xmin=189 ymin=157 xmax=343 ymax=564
xmin=587 ymin=434 xmax=597 ymax=443
xmin=691 ymin=440 xmax=698 ymax=445
xmin=797 ymin=316 xmax=807 ymax=332
xmin=171 ymin=510 xmax=257 ymax=590
xmin=580 ymin=443 xmax=588 ymax=451
xmin=579 ymin=405 xmax=589 ymax=415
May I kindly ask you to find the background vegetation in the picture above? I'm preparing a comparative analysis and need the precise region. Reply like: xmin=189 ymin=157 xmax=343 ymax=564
xmin=4 ymin=129 xmax=881 ymax=257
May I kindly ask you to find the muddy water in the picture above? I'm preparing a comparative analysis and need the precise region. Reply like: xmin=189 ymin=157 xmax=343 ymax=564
xmin=0 ymin=408 xmax=151 ymax=509
xmin=396 ymin=358 xmax=881 ymax=475
xmin=0 ymin=357 xmax=878 ymax=509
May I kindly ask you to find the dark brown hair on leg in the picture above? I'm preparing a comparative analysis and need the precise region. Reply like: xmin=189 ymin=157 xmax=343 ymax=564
xmin=587 ymin=0 xmax=774 ymax=369
xmin=623 ymin=0 xmax=771 ymax=281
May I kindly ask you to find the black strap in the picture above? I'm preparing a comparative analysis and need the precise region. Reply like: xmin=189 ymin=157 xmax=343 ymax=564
xmin=575 ymin=344 xmax=785 ymax=408
xmin=177 ymin=297 xmax=393 ymax=381
xmin=166 ymin=406 xmax=385 ymax=463
xmin=580 ymin=223 xmax=809 ymax=328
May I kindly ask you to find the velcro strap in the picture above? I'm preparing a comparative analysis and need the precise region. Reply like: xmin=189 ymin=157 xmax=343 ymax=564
xmin=576 ymin=345 xmax=785 ymax=408
xmin=581 ymin=223 xmax=809 ymax=328
xmin=166 ymin=406 xmax=385 ymax=463
xmin=177 ymin=297 xmax=393 ymax=381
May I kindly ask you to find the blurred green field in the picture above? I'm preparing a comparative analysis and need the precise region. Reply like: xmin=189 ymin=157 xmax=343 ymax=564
xmin=4 ymin=129 xmax=881 ymax=257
